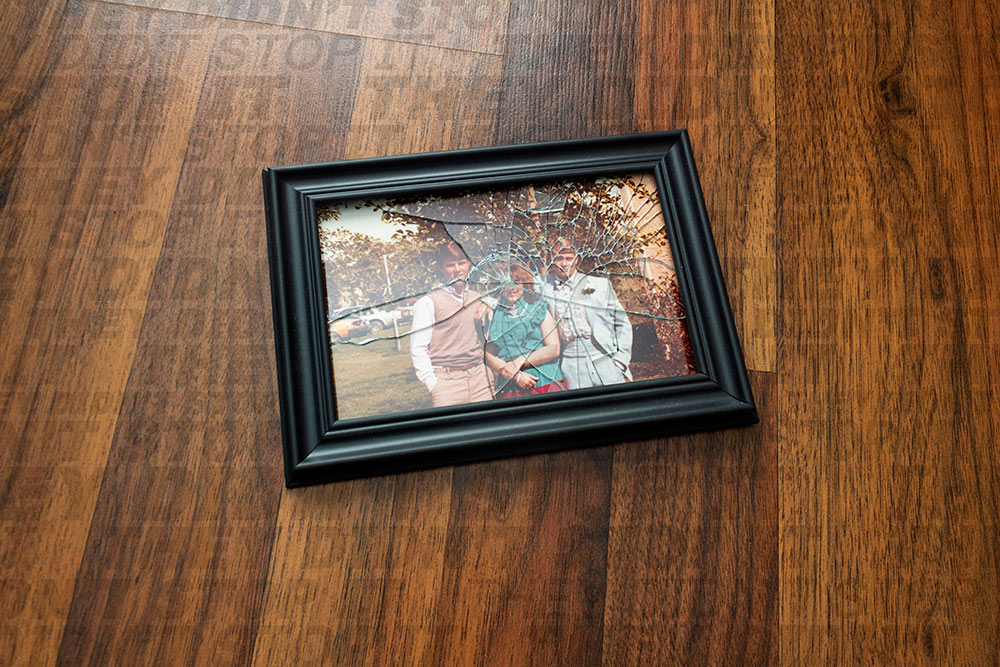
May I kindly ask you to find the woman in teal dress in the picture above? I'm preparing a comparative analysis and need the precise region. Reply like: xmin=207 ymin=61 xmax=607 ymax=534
xmin=485 ymin=264 xmax=565 ymax=398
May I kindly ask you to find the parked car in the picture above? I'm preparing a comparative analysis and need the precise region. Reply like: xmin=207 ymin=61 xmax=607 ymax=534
xmin=361 ymin=307 xmax=408 ymax=333
xmin=328 ymin=308 xmax=368 ymax=342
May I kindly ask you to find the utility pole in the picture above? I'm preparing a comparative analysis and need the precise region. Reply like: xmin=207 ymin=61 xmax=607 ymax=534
xmin=383 ymin=254 xmax=401 ymax=351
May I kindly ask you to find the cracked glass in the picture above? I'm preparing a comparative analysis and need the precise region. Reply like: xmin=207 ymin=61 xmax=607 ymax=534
xmin=318 ymin=173 xmax=696 ymax=420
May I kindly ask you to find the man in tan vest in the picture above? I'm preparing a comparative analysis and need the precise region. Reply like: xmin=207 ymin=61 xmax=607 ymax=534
xmin=410 ymin=241 xmax=493 ymax=407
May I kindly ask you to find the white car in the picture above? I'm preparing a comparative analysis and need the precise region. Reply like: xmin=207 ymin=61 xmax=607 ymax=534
xmin=361 ymin=307 xmax=403 ymax=333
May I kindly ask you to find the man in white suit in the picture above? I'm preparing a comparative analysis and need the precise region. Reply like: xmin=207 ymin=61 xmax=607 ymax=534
xmin=538 ymin=237 xmax=633 ymax=389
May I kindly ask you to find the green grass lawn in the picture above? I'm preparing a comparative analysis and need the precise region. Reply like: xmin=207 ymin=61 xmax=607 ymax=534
xmin=330 ymin=327 xmax=431 ymax=420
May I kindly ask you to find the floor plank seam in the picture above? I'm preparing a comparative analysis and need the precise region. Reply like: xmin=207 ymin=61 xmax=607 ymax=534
xmin=85 ymin=0 xmax=508 ymax=58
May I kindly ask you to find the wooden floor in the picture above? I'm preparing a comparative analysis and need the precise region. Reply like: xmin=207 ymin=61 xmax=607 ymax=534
xmin=1 ymin=0 xmax=997 ymax=664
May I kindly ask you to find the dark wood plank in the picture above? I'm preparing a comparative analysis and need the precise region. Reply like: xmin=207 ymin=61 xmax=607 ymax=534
xmin=633 ymin=0 xmax=775 ymax=372
xmin=344 ymin=39 xmax=503 ymax=158
xmin=776 ymin=2 xmax=920 ymax=660
xmin=428 ymin=450 xmax=612 ymax=665
xmin=56 ymin=22 xmax=363 ymax=665
xmin=496 ymin=0 xmax=638 ymax=143
xmin=777 ymin=0 xmax=999 ymax=663
xmin=602 ymin=372 xmax=776 ymax=665
xmin=0 ymin=0 xmax=67 ymax=194
xmin=910 ymin=0 xmax=1000 ymax=661
xmin=251 ymin=471 xmax=453 ymax=665
xmin=248 ymin=38 xmax=501 ymax=666
xmin=0 ymin=4 xmax=215 ymax=663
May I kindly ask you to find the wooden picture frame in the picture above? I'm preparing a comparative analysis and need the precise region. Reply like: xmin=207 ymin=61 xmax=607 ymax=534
xmin=262 ymin=131 xmax=757 ymax=487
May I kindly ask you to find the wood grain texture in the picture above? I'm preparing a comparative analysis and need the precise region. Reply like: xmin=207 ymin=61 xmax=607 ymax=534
xmin=55 ymin=21 xmax=362 ymax=665
xmin=251 ymin=470 xmax=453 ymax=665
xmin=496 ymin=0 xmax=638 ymax=143
xmin=429 ymin=450 xmax=612 ymax=666
xmin=104 ymin=0 xmax=226 ymax=15
xmin=1 ymin=0 xmax=998 ymax=663
xmin=777 ymin=0 xmax=999 ymax=663
xmin=603 ymin=371 xmax=777 ymax=665
xmin=120 ymin=0 xmax=514 ymax=55
xmin=910 ymin=0 xmax=999 ymax=661
xmin=776 ymin=2 xmax=920 ymax=660
xmin=0 ymin=0 xmax=67 ymax=181
xmin=634 ymin=0 xmax=776 ymax=373
xmin=344 ymin=39 xmax=503 ymax=159
xmin=0 ymin=3 xmax=215 ymax=663
xmin=249 ymin=35 xmax=501 ymax=665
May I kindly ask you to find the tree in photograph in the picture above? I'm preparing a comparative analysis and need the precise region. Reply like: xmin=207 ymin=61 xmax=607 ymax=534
xmin=317 ymin=210 xmax=441 ymax=313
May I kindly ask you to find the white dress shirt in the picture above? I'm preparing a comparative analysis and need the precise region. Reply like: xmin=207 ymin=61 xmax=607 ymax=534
xmin=409 ymin=285 xmax=467 ymax=392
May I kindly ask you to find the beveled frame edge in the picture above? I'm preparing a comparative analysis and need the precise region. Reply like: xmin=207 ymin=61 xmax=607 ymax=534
xmin=263 ymin=131 xmax=757 ymax=487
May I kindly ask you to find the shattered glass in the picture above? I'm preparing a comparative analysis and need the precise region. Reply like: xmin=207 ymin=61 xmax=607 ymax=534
xmin=318 ymin=173 xmax=696 ymax=420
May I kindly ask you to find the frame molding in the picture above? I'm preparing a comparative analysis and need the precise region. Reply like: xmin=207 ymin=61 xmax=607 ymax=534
xmin=263 ymin=131 xmax=757 ymax=487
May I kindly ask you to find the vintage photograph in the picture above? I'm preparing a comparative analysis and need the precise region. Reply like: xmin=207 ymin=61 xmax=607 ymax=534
xmin=318 ymin=173 xmax=697 ymax=420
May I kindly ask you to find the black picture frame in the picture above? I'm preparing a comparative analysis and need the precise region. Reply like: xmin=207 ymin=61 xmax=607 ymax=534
xmin=262 ymin=131 xmax=757 ymax=487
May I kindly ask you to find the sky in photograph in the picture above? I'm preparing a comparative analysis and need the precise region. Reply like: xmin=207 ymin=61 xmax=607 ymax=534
xmin=319 ymin=203 xmax=415 ymax=240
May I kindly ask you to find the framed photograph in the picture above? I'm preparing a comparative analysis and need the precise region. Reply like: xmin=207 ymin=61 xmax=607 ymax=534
xmin=263 ymin=131 xmax=757 ymax=487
